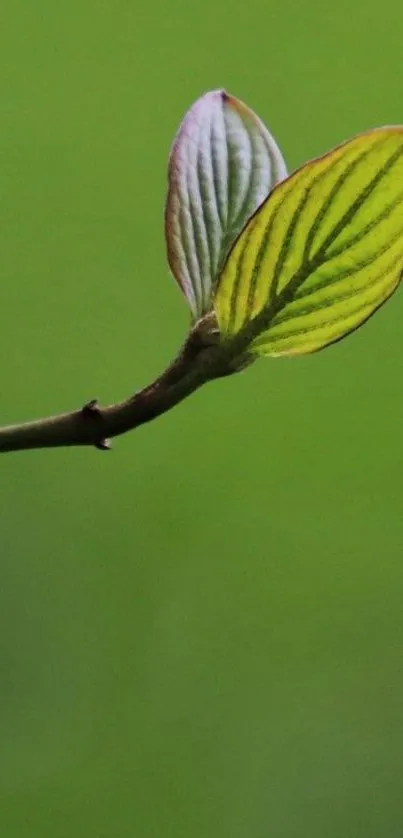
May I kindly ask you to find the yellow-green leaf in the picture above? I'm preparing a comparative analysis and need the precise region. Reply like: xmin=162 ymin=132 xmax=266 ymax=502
xmin=214 ymin=128 xmax=403 ymax=357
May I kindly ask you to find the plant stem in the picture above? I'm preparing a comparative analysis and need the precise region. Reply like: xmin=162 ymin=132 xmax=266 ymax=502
xmin=0 ymin=318 xmax=231 ymax=455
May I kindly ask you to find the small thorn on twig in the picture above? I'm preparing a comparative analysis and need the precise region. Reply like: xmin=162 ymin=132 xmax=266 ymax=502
xmin=95 ymin=438 xmax=112 ymax=451
xmin=82 ymin=400 xmax=110 ymax=449
xmin=82 ymin=398 xmax=101 ymax=417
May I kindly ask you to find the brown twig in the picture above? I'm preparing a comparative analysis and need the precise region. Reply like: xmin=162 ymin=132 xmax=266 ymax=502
xmin=0 ymin=314 xmax=238 ymax=455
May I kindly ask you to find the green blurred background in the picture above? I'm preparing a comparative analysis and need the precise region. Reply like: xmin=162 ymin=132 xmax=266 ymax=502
xmin=1 ymin=1 xmax=403 ymax=836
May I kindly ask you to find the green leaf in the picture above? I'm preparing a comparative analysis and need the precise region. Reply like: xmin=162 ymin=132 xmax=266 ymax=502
xmin=165 ymin=89 xmax=287 ymax=320
xmin=214 ymin=128 xmax=403 ymax=357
